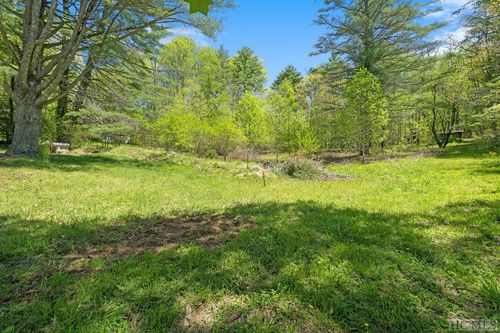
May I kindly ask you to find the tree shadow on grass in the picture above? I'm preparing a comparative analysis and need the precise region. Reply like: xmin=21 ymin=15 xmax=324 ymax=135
xmin=473 ymin=160 xmax=500 ymax=175
xmin=0 ymin=153 xmax=177 ymax=173
xmin=1 ymin=200 xmax=498 ymax=332
xmin=436 ymin=142 xmax=500 ymax=160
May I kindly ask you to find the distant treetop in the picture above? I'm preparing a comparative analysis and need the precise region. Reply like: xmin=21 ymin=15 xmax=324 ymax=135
xmin=272 ymin=65 xmax=303 ymax=90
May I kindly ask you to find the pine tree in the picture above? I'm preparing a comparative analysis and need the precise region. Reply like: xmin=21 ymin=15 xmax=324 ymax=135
xmin=314 ymin=0 xmax=444 ymax=82
xmin=272 ymin=65 xmax=303 ymax=90
xmin=228 ymin=47 xmax=267 ymax=103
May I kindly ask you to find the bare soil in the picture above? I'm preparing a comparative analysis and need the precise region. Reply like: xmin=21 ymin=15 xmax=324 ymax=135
xmin=64 ymin=214 xmax=255 ymax=269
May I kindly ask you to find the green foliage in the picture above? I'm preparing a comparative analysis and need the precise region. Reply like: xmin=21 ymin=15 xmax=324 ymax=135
xmin=228 ymin=47 xmax=267 ymax=101
xmin=235 ymin=92 xmax=269 ymax=148
xmin=160 ymin=37 xmax=199 ymax=94
xmin=152 ymin=109 xmax=243 ymax=159
xmin=386 ymin=88 xmax=430 ymax=146
xmin=63 ymin=105 xmax=139 ymax=146
xmin=0 ymin=92 xmax=13 ymax=143
xmin=297 ymin=128 xmax=321 ymax=157
xmin=41 ymin=107 xmax=57 ymax=143
xmin=420 ymin=52 xmax=473 ymax=148
xmin=212 ymin=116 xmax=245 ymax=159
xmin=461 ymin=0 xmax=499 ymax=141
xmin=1 ymin=0 xmax=494 ymax=160
xmin=345 ymin=68 xmax=388 ymax=154
xmin=0 ymin=54 xmax=14 ymax=143
xmin=300 ymin=58 xmax=348 ymax=150
xmin=197 ymin=47 xmax=228 ymax=100
xmin=314 ymin=0 xmax=444 ymax=81
xmin=272 ymin=65 xmax=303 ymax=90
xmin=268 ymin=80 xmax=306 ymax=155
xmin=471 ymin=104 xmax=500 ymax=141
xmin=152 ymin=112 xmax=201 ymax=152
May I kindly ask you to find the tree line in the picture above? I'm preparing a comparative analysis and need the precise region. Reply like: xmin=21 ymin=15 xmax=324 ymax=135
xmin=0 ymin=0 xmax=498 ymax=158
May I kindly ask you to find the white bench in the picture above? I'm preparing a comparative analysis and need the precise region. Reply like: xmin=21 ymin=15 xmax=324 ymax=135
xmin=51 ymin=142 xmax=70 ymax=154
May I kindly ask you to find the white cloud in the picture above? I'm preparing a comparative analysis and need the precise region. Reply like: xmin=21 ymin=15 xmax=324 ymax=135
xmin=161 ymin=27 xmax=212 ymax=47
xmin=433 ymin=26 xmax=469 ymax=53
xmin=426 ymin=0 xmax=470 ymax=19
xmin=440 ymin=0 xmax=469 ymax=7
xmin=446 ymin=26 xmax=469 ymax=41
xmin=435 ymin=26 xmax=469 ymax=42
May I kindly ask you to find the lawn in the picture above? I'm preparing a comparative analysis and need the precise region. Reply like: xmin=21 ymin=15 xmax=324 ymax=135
xmin=0 ymin=143 xmax=499 ymax=332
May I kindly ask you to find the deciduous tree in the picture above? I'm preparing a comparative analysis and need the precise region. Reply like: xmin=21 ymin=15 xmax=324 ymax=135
xmin=345 ymin=68 xmax=388 ymax=161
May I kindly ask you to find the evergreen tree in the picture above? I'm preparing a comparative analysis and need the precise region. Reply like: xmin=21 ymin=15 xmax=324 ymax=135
xmin=272 ymin=65 xmax=303 ymax=90
xmin=228 ymin=47 xmax=267 ymax=102
xmin=0 ymin=0 xmax=230 ymax=155
xmin=314 ymin=0 xmax=444 ymax=82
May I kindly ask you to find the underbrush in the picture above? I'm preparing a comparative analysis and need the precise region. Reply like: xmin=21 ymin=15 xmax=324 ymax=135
xmin=265 ymin=160 xmax=352 ymax=181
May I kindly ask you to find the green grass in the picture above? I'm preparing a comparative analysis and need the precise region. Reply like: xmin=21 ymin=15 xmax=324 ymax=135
xmin=1 ymin=143 xmax=499 ymax=332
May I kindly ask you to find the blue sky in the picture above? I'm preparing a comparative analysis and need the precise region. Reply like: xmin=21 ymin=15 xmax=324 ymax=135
xmin=210 ymin=0 xmax=331 ymax=84
xmin=167 ymin=0 xmax=469 ymax=85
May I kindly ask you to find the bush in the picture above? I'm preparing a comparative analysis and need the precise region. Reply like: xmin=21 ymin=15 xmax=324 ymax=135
xmin=41 ymin=107 xmax=57 ymax=142
xmin=274 ymin=160 xmax=323 ymax=179
xmin=298 ymin=130 xmax=320 ymax=157
xmin=212 ymin=117 xmax=245 ymax=160
xmin=152 ymin=112 xmax=200 ymax=152
xmin=152 ymin=112 xmax=245 ymax=160
xmin=269 ymin=160 xmax=351 ymax=181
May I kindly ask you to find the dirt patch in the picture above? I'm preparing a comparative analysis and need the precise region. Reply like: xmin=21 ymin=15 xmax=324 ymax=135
xmin=180 ymin=297 xmax=331 ymax=332
xmin=64 ymin=214 xmax=255 ymax=268
xmin=1 ymin=270 xmax=46 ymax=306
xmin=182 ymin=295 xmax=246 ymax=330
xmin=2 ymin=215 xmax=256 ymax=305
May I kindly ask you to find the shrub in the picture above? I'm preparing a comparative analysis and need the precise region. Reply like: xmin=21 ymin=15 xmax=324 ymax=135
xmin=270 ymin=160 xmax=351 ymax=181
xmin=212 ymin=117 xmax=245 ymax=160
xmin=274 ymin=160 xmax=322 ymax=179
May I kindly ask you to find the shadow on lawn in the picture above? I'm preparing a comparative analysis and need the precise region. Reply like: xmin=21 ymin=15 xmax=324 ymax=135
xmin=1 ymin=200 xmax=498 ymax=332
xmin=437 ymin=142 xmax=500 ymax=159
xmin=0 ymin=153 xmax=175 ymax=172
xmin=474 ymin=160 xmax=500 ymax=175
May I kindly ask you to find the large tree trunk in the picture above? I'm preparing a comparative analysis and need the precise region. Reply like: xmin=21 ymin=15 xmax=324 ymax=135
xmin=7 ymin=101 xmax=42 ymax=156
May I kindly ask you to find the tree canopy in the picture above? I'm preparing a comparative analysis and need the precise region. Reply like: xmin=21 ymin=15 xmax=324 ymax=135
xmin=0 ymin=0 xmax=497 ymax=157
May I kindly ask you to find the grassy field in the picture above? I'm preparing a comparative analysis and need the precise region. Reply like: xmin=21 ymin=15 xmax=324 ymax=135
xmin=0 ymin=143 xmax=499 ymax=332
